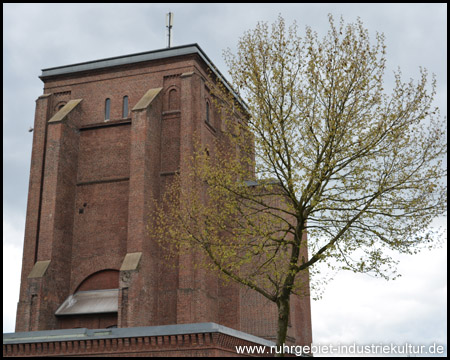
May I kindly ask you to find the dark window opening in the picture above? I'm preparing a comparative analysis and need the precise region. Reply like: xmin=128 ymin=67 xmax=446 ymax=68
xmin=105 ymin=98 xmax=111 ymax=120
xmin=122 ymin=96 xmax=129 ymax=118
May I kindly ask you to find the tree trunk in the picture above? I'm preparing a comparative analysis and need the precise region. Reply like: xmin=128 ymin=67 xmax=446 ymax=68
xmin=275 ymin=296 xmax=290 ymax=357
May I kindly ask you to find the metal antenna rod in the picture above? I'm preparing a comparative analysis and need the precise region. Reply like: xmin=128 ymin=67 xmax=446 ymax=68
xmin=166 ymin=12 xmax=174 ymax=48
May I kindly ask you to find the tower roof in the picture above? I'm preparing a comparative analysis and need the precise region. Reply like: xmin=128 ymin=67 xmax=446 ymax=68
xmin=40 ymin=43 xmax=247 ymax=111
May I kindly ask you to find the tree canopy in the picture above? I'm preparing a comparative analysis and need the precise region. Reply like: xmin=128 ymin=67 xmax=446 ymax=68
xmin=152 ymin=14 xmax=447 ymax=353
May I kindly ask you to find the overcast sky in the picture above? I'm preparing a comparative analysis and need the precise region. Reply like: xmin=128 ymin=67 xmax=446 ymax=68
xmin=3 ymin=3 xmax=447 ymax=357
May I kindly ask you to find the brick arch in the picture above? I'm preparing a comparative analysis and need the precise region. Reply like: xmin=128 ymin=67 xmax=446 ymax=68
xmin=164 ymin=85 xmax=180 ymax=111
xmin=54 ymin=101 xmax=67 ymax=114
xmin=74 ymin=269 xmax=119 ymax=292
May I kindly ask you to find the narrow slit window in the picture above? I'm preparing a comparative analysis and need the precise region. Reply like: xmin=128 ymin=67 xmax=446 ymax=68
xmin=105 ymin=98 xmax=111 ymax=120
xmin=122 ymin=96 xmax=129 ymax=118
xmin=206 ymin=101 xmax=210 ymax=123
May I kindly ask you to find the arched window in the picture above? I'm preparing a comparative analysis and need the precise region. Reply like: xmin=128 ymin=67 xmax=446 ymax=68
xmin=168 ymin=88 xmax=179 ymax=110
xmin=75 ymin=269 xmax=120 ymax=292
xmin=56 ymin=269 xmax=119 ymax=330
xmin=105 ymin=98 xmax=111 ymax=120
xmin=122 ymin=96 xmax=129 ymax=118
xmin=56 ymin=102 xmax=66 ymax=112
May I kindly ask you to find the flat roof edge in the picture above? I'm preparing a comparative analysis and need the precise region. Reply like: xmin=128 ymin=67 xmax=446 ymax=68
xmin=40 ymin=44 xmax=201 ymax=78
xmin=3 ymin=322 xmax=275 ymax=347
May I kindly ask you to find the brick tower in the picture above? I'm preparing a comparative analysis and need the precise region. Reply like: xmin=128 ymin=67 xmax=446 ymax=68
xmin=14 ymin=44 xmax=312 ymax=349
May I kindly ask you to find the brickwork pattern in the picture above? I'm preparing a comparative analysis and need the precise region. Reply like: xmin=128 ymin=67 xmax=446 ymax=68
xmin=14 ymin=46 xmax=312 ymax=350
xmin=3 ymin=332 xmax=273 ymax=357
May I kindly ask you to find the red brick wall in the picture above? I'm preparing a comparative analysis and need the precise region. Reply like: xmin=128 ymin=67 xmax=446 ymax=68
xmin=77 ymin=125 xmax=130 ymax=182
xmin=71 ymin=180 xmax=129 ymax=292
